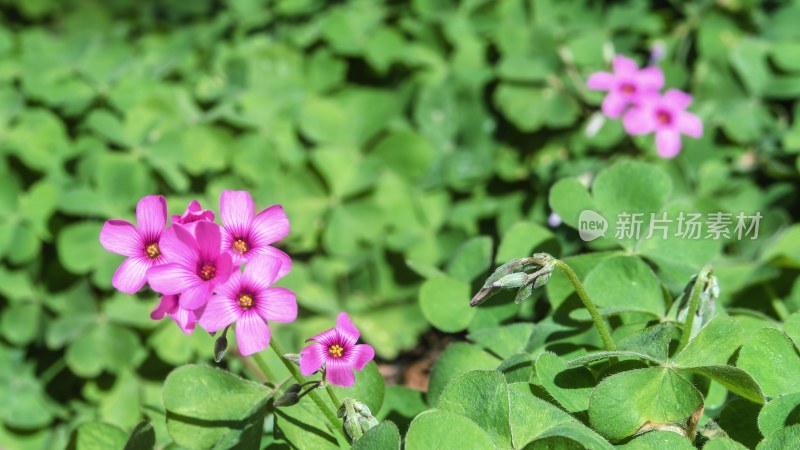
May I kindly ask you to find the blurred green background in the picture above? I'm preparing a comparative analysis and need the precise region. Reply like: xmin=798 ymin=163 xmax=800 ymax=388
xmin=2 ymin=0 xmax=800 ymax=448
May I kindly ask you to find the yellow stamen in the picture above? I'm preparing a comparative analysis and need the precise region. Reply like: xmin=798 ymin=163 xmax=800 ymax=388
xmin=233 ymin=239 xmax=248 ymax=255
xmin=328 ymin=344 xmax=344 ymax=359
xmin=146 ymin=243 xmax=160 ymax=259
xmin=238 ymin=294 xmax=253 ymax=309
xmin=199 ymin=264 xmax=216 ymax=281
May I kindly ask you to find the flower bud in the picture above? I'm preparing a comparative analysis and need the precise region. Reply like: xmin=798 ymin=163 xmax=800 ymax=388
xmin=213 ymin=327 xmax=230 ymax=363
xmin=339 ymin=398 xmax=379 ymax=442
xmin=533 ymin=271 xmax=552 ymax=289
xmin=493 ymin=272 xmax=529 ymax=289
xmin=283 ymin=353 xmax=301 ymax=366
xmin=273 ymin=391 xmax=300 ymax=407
xmin=515 ymin=284 xmax=533 ymax=305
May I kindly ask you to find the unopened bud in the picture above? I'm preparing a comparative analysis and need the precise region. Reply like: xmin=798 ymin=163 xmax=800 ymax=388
xmin=213 ymin=327 xmax=230 ymax=363
xmin=283 ymin=353 xmax=301 ymax=366
xmin=358 ymin=415 xmax=379 ymax=431
xmin=343 ymin=417 xmax=363 ymax=441
xmin=533 ymin=271 xmax=552 ymax=289
xmin=339 ymin=398 xmax=379 ymax=442
xmin=493 ymin=273 xmax=529 ymax=289
xmin=274 ymin=392 xmax=300 ymax=407
xmin=285 ymin=383 xmax=303 ymax=395
xmin=515 ymin=284 xmax=533 ymax=304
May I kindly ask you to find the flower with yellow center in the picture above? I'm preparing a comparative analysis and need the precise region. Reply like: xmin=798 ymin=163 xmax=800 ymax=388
xmin=233 ymin=239 xmax=248 ymax=255
xmin=328 ymin=344 xmax=344 ymax=359
xmin=238 ymin=294 xmax=253 ymax=309
xmin=146 ymin=243 xmax=160 ymax=259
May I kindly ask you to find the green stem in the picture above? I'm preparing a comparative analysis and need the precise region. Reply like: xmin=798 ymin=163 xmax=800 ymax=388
xmin=268 ymin=340 xmax=342 ymax=436
xmin=325 ymin=383 xmax=342 ymax=410
xmin=251 ymin=351 xmax=277 ymax=382
xmin=553 ymin=259 xmax=616 ymax=351
xmin=677 ymin=266 xmax=712 ymax=352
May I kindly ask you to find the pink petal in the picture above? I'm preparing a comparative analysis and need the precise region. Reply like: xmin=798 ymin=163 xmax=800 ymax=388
xmin=199 ymin=294 xmax=241 ymax=333
xmin=213 ymin=252 xmax=235 ymax=287
xmin=147 ymin=263 xmax=199 ymax=295
xmin=335 ymin=313 xmax=360 ymax=348
xmin=345 ymin=344 xmax=375 ymax=371
xmin=136 ymin=195 xmax=167 ymax=241
xmin=112 ymin=257 xmax=151 ymax=294
xmin=159 ymin=226 xmax=199 ymax=268
xmin=172 ymin=200 xmax=215 ymax=226
xmin=623 ymin=106 xmax=656 ymax=135
xmin=244 ymin=254 xmax=283 ymax=288
xmin=235 ymin=311 xmax=271 ymax=356
xmin=612 ymin=55 xmax=638 ymax=75
xmin=306 ymin=328 xmax=337 ymax=346
xmin=251 ymin=205 xmax=290 ymax=246
xmin=169 ymin=307 xmax=198 ymax=334
xmin=300 ymin=343 xmax=328 ymax=376
xmin=194 ymin=221 xmax=222 ymax=260
xmin=601 ymin=92 xmax=628 ymax=118
xmin=100 ymin=220 xmax=143 ymax=257
xmin=636 ymin=67 xmax=664 ymax=92
xmin=220 ymin=190 xmax=254 ymax=237
xmin=254 ymin=287 xmax=297 ymax=323
xmin=656 ymin=130 xmax=682 ymax=158
xmin=220 ymin=229 xmax=243 ymax=265
xmin=171 ymin=305 xmax=200 ymax=335
xmin=677 ymin=112 xmax=703 ymax=138
xmin=663 ymin=89 xmax=693 ymax=110
xmin=215 ymin=272 xmax=243 ymax=301
xmin=179 ymin=283 xmax=213 ymax=310
xmin=586 ymin=72 xmax=614 ymax=90
xmin=186 ymin=200 xmax=201 ymax=213
xmin=326 ymin=359 xmax=356 ymax=387
xmin=151 ymin=294 xmax=179 ymax=320
xmin=252 ymin=246 xmax=292 ymax=280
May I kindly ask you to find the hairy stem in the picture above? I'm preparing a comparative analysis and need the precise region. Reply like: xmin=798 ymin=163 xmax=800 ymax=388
xmin=553 ymin=259 xmax=616 ymax=351
xmin=677 ymin=266 xmax=712 ymax=352
xmin=266 ymin=340 xmax=343 ymax=437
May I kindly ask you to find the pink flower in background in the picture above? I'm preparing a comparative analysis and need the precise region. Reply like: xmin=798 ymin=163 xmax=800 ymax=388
xmin=147 ymin=221 xmax=234 ymax=310
xmin=150 ymin=294 xmax=202 ymax=334
xmin=299 ymin=313 xmax=375 ymax=387
xmin=220 ymin=190 xmax=291 ymax=277
xmin=623 ymin=89 xmax=703 ymax=158
xmin=171 ymin=200 xmax=215 ymax=229
xmin=99 ymin=195 xmax=168 ymax=294
xmin=200 ymin=255 xmax=297 ymax=356
xmin=586 ymin=55 xmax=664 ymax=118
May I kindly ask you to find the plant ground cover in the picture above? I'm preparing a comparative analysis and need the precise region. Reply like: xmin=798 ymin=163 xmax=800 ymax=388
xmin=2 ymin=0 xmax=800 ymax=449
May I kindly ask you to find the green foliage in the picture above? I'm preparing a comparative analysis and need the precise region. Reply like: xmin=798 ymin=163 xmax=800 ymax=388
xmin=3 ymin=0 xmax=800 ymax=448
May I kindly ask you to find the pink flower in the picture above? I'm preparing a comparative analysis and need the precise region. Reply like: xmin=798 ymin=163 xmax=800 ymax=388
xmin=99 ymin=195 xmax=168 ymax=294
xmin=586 ymin=55 xmax=664 ymax=118
xmin=171 ymin=200 xmax=215 ymax=228
xmin=150 ymin=294 xmax=202 ymax=334
xmin=199 ymin=255 xmax=297 ymax=356
xmin=219 ymin=191 xmax=292 ymax=278
xmin=147 ymin=221 xmax=234 ymax=310
xmin=623 ymin=89 xmax=703 ymax=158
xmin=299 ymin=313 xmax=375 ymax=387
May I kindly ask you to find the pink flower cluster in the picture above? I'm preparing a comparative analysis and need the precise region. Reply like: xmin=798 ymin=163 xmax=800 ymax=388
xmin=99 ymin=192 xmax=374 ymax=386
xmin=587 ymin=55 xmax=703 ymax=158
xmin=99 ymin=191 xmax=295 ymax=355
